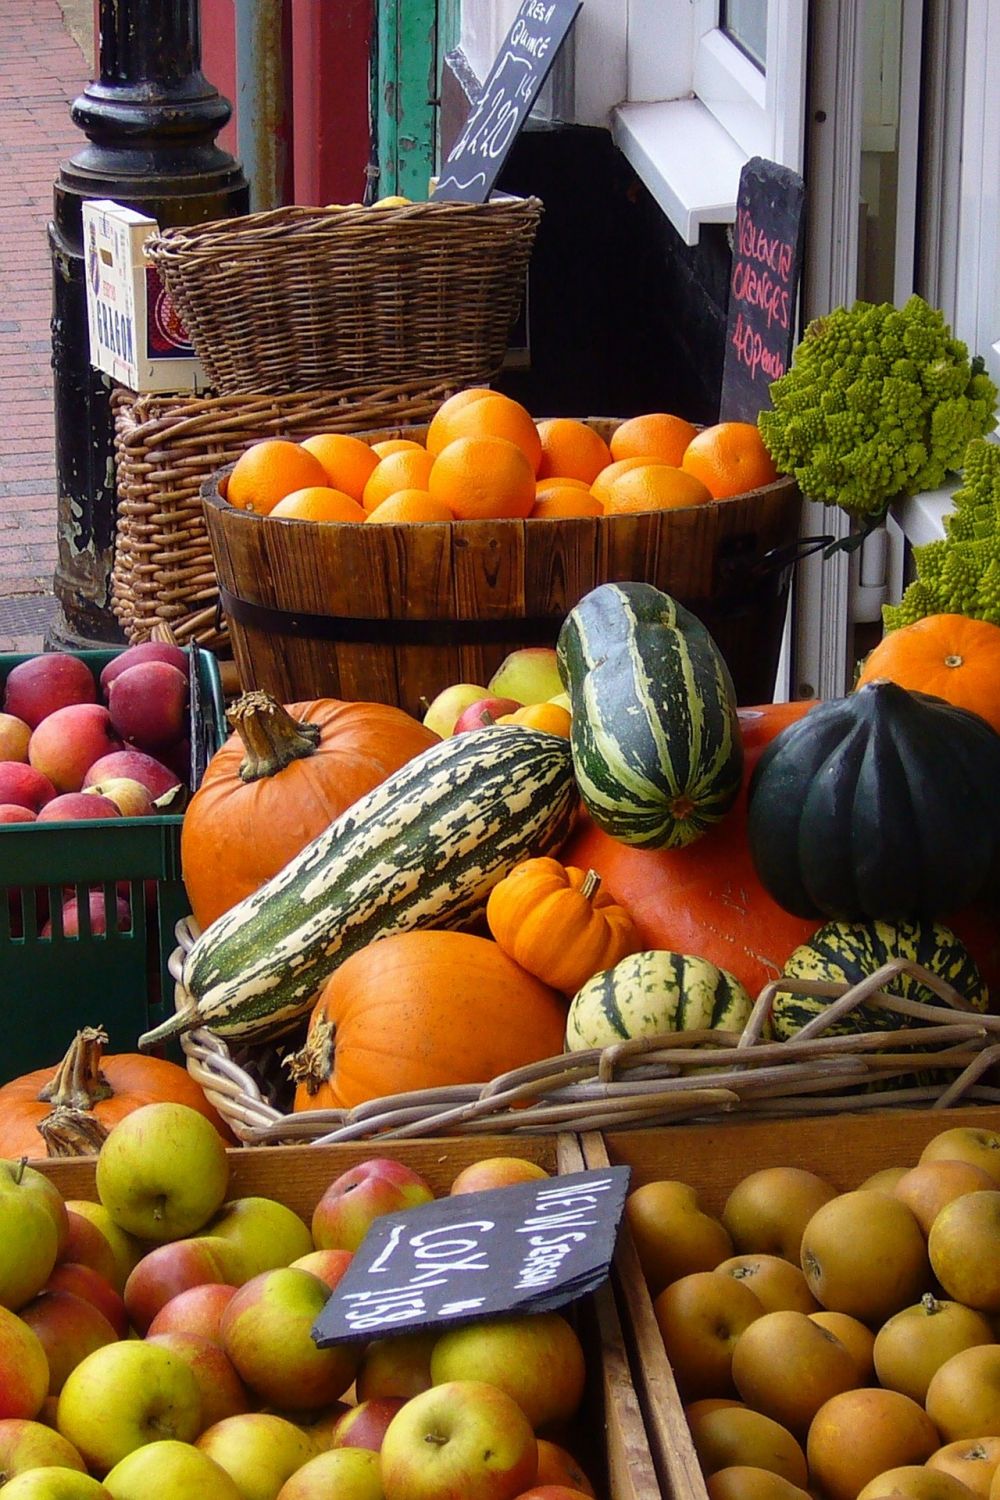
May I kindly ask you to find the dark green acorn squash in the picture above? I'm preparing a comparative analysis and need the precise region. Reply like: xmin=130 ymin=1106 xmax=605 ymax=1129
xmin=746 ymin=680 xmax=1000 ymax=921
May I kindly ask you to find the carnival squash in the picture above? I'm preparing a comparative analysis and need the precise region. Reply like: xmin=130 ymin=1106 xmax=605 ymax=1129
xmin=288 ymin=930 xmax=568 ymax=1112
xmin=181 ymin=690 xmax=439 ymax=928
xmin=565 ymin=949 xmax=755 ymax=1051
xmin=857 ymin=614 xmax=1000 ymax=735
xmin=0 ymin=1027 xmax=233 ymax=1158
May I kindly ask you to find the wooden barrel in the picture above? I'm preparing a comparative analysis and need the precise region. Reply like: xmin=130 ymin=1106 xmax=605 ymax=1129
xmin=201 ymin=419 xmax=802 ymax=712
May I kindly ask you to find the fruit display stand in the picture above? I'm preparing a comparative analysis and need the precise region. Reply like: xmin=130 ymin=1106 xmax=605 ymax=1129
xmin=0 ymin=648 xmax=225 ymax=1078
xmin=36 ymin=1131 xmax=663 ymax=1500
xmin=580 ymin=1105 xmax=1000 ymax=1500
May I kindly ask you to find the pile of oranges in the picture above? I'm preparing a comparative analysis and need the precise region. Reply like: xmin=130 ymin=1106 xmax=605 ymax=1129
xmin=224 ymin=390 xmax=781 ymax=525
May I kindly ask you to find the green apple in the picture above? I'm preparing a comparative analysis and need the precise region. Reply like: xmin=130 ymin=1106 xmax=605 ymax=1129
xmin=0 ymin=1417 xmax=87 ymax=1480
xmin=220 ymin=1267 xmax=360 ymax=1410
xmin=204 ymin=1197 xmax=313 ymax=1278
xmin=429 ymin=1312 xmax=587 ymax=1429
xmin=421 ymin=684 xmax=490 ymax=738
xmin=0 ymin=1305 xmax=50 ymax=1418
xmin=273 ymin=1446 xmax=383 ymax=1500
xmin=380 ymin=1379 xmax=538 ymax=1500
xmin=487 ymin=648 xmax=563 ymax=706
xmin=0 ymin=1163 xmax=61 ymax=1310
xmin=3 ymin=1164 xmax=70 ymax=1257
xmin=102 ymin=1439 xmax=242 ymax=1499
xmin=95 ymin=1102 xmax=230 ymax=1243
xmin=0 ymin=1470 xmax=111 ymax=1499
xmin=56 ymin=1340 xmax=202 ymax=1475
xmin=195 ymin=1412 xmax=316 ymax=1499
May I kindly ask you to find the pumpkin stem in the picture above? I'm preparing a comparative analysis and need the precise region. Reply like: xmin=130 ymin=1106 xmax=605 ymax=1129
xmin=37 ymin=1027 xmax=115 ymax=1110
xmin=284 ymin=1014 xmax=336 ymax=1097
xmin=36 ymin=1105 xmax=111 ymax=1157
xmin=581 ymin=868 xmax=603 ymax=902
xmin=226 ymin=690 xmax=322 ymax=783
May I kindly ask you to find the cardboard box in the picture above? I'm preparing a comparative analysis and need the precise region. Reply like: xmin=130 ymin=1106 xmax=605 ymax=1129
xmin=83 ymin=199 xmax=205 ymax=393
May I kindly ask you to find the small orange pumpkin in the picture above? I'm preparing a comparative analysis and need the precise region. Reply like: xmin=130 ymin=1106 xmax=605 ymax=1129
xmin=496 ymin=703 xmax=572 ymax=737
xmin=855 ymin=614 xmax=1000 ymax=734
xmin=0 ymin=1027 xmax=234 ymax=1158
xmin=486 ymin=858 xmax=642 ymax=994
xmin=288 ymin=930 xmax=568 ymax=1113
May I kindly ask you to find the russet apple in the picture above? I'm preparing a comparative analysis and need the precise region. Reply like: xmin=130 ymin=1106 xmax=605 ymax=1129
xmin=82 ymin=779 xmax=154 ymax=817
xmin=145 ymin=1331 xmax=251 ymax=1430
xmin=380 ymin=1379 xmax=538 ymax=1500
xmin=625 ymin=1179 xmax=732 ymax=1295
xmin=450 ymin=1158 xmax=551 ymax=1196
xmin=0 ymin=1466 xmax=110 ymax=1498
xmin=799 ymin=1189 xmax=930 ymax=1324
xmin=101 ymin=1437 xmax=242 ymax=1499
xmin=356 ymin=1329 xmax=437 ymax=1401
xmin=721 ymin=1166 xmax=838 ymax=1263
xmin=18 ymin=1291 xmax=118 ymax=1395
xmin=0 ymin=1309 xmax=49 ymax=1419
xmin=99 ymin=642 xmax=188 ymax=696
xmin=714 ymin=1254 xmax=819 ymax=1315
xmin=310 ymin=1157 xmax=435 ymax=1253
xmin=684 ymin=1402 xmax=808 ymax=1486
xmin=61 ymin=1202 xmax=142 ymax=1293
xmin=28 ymin=705 xmax=124 ymax=794
xmin=730 ymin=1308 xmax=862 ymax=1435
xmin=220 ymin=1266 xmax=360 ymax=1411
xmin=856 ymin=1465 xmax=977 ymax=1500
xmin=273 ymin=1446 xmax=383 ymax=1500
xmin=195 ymin=1412 xmax=317 ymax=1497
xmin=488 ymin=648 xmax=563 ymax=706
xmin=95 ymin=1101 xmax=231 ymax=1243
xmin=874 ymin=1295 xmax=994 ymax=1404
xmin=421 ymin=683 xmax=490 ymax=738
xmin=925 ymin=1342 xmax=1000 ymax=1441
xmin=36 ymin=794 xmax=121 ymax=823
xmin=0 ymin=762 xmax=57 ymax=813
xmin=106 ymin=662 xmax=188 ymax=752
xmin=3 ymin=654 xmax=97 ymax=729
xmin=653 ymin=1269 xmax=764 ymax=1401
xmin=453 ymin=697 xmax=523 ymax=733
xmin=0 ymin=1417 xmax=87 ymax=1481
xmin=204 ymin=1196 xmax=313 ymax=1279
xmin=83 ymin=750 xmax=182 ymax=802
xmin=929 ymin=1190 xmax=1000 ymax=1310
xmin=894 ymin=1158 xmax=997 ymax=1235
xmin=44 ymin=1265 xmax=128 ymax=1341
xmin=56 ymin=1340 xmax=202 ymax=1475
xmin=146 ymin=1282 xmax=237 ymax=1342
xmin=332 ymin=1396 xmax=407 ymax=1452
xmin=807 ymin=1387 xmax=940 ymax=1500
xmin=0 ymin=1165 xmax=61 ymax=1310
xmin=429 ymin=1312 xmax=586 ymax=1430
xmin=290 ymin=1249 xmax=353 ymax=1292
xmin=123 ymin=1236 xmax=246 ymax=1333
xmin=0 ymin=713 xmax=31 ymax=761
xmin=920 ymin=1127 xmax=1000 ymax=1185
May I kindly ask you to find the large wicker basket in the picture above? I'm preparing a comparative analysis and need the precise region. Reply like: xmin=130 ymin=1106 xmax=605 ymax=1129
xmin=144 ymin=198 xmax=543 ymax=397
xmin=110 ymin=379 xmax=457 ymax=650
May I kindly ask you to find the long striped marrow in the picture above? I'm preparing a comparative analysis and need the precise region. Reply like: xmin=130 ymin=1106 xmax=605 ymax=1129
xmin=140 ymin=724 xmax=578 ymax=1047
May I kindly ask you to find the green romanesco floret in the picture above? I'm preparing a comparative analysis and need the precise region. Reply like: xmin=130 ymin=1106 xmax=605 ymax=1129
xmin=758 ymin=294 xmax=998 ymax=522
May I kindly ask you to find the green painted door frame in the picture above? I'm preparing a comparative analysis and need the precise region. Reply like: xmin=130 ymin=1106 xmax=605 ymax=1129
xmin=374 ymin=0 xmax=459 ymax=200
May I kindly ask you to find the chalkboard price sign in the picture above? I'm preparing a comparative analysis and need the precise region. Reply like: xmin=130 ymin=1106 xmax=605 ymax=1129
xmin=720 ymin=156 xmax=806 ymax=424
xmin=431 ymin=0 xmax=583 ymax=204
xmin=312 ymin=1166 xmax=630 ymax=1347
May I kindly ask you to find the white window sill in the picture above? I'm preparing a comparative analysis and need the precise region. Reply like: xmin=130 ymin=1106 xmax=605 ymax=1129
xmin=610 ymin=96 xmax=747 ymax=246
xmin=890 ymin=480 xmax=958 ymax=548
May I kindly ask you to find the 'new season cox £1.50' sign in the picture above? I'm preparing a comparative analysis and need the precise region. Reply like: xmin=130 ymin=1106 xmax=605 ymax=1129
xmin=311 ymin=1166 xmax=630 ymax=1346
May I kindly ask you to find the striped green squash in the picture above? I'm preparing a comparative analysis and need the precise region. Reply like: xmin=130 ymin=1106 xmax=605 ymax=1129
xmin=565 ymin=949 xmax=755 ymax=1052
xmin=140 ymin=725 xmax=578 ymax=1048
xmin=556 ymin=582 xmax=743 ymax=849
xmin=773 ymin=918 xmax=989 ymax=1041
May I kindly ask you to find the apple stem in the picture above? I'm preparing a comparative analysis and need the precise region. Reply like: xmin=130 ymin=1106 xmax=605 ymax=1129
xmin=226 ymin=690 xmax=322 ymax=783
xmin=36 ymin=1026 xmax=115 ymax=1109
xmin=423 ymin=1432 xmax=449 ymax=1448
xmin=284 ymin=1013 xmax=336 ymax=1096
xmin=13 ymin=1157 xmax=26 ymax=1185
xmin=153 ymin=1193 xmax=168 ymax=1222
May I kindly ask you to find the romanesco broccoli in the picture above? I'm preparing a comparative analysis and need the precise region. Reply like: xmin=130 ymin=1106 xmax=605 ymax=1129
xmin=883 ymin=438 xmax=1000 ymax=629
xmin=758 ymin=295 xmax=997 ymax=523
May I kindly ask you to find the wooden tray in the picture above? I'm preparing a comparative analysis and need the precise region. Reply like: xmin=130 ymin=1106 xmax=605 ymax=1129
xmin=39 ymin=1133 xmax=661 ymax=1500
xmin=580 ymin=1105 xmax=1000 ymax=1500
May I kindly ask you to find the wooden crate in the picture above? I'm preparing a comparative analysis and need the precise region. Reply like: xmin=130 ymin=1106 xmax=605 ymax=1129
xmin=39 ymin=1133 xmax=661 ymax=1500
xmin=580 ymin=1105 xmax=1000 ymax=1500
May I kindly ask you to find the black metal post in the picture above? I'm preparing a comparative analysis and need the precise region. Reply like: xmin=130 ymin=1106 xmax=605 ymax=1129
xmin=48 ymin=0 xmax=249 ymax=650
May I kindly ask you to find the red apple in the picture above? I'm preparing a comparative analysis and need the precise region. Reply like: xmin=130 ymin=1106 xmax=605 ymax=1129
xmin=61 ymin=1202 xmax=142 ymax=1294
xmin=28 ymin=705 xmax=124 ymax=794
xmin=0 ymin=803 xmax=36 ymax=822
xmin=0 ymin=762 xmax=57 ymax=812
xmin=99 ymin=642 xmax=188 ymax=696
xmin=0 ymin=1417 xmax=88 ymax=1481
xmin=145 ymin=1331 xmax=251 ymax=1430
xmin=3 ymin=654 xmax=97 ymax=729
xmin=106 ymin=662 xmax=188 ymax=751
xmin=83 ymin=749 xmax=182 ymax=802
xmin=45 ymin=1265 xmax=129 ymax=1341
xmin=59 ymin=1218 xmax=120 ymax=1291
xmin=146 ymin=1283 xmax=237 ymax=1343
xmin=220 ymin=1267 xmax=361 ymax=1411
xmin=356 ymin=1330 xmax=437 ymax=1402
xmin=311 ymin=1158 xmax=436 ymax=1252
xmin=0 ymin=713 xmax=31 ymax=762
xmin=452 ymin=697 xmax=523 ymax=733
xmin=430 ymin=1312 xmax=587 ymax=1430
xmin=0 ymin=1308 xmax=49 ymax=1418
xmin=36 ymin=795 xmax=122 ymax=822
xmin=123 ymin=1237 xmax=245 ymax=1335
xmin=290 ymin=1249 xmax=353 ymax=1293
xmin=18 ymin=1292 xmax=118 ymax=1395
xmin=41 ymin=893 xmax=131 ymax=939
xmin=332 ymin=1396 xmax=407 ymax=1452
xmin=301 ymin=1400 xmax=354 ymax=1451
xmin=380 ymin=1380 xmax=538 ymax=1500
xmin=511 ymin=1488 xmax=595 ymax=1499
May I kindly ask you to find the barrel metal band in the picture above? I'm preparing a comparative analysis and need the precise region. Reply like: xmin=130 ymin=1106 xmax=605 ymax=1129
xmin=217 ymin=587 xmax=561 ymax=647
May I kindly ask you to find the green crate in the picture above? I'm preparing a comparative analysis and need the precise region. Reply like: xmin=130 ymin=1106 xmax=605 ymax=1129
xmin=0 ymin=648 xmax=226 ymax=1080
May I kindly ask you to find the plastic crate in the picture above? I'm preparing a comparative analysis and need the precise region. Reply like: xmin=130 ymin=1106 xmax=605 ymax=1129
xmin=0 ymin=648 xmax=226 ymax=1080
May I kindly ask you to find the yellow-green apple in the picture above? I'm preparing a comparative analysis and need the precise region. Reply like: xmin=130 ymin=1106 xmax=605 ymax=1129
xmin=0 ymin=1418 xmax=87 ymax=1481
xmin=332 ymin=1396 xmax=407 ymax=1452
xmin=220 ymin=1267 xmax=360 ymax=1411
xmin=83 ymin=750 xmax=181 ymax=803
xmin=310 ymin=1157 xmax=435 ymax=1252
xmin=430 ymin=1313 xmax=586 ymax=1431
xmin=56 ymin=1340 xmax=202 ymax=1474
xmin=4 ymin=1162 xmax=69 ymax=1259
xmin=450 ymin=1158 xmax=551 ymax=1196
xmin=273 ymin=1446 xmax=383 ymax=1500
xmin=422 ymin=684 xmax=489 ymax=738
xmin=3 ymin=654 xmax=97 ymax=729
xmin=0 ymin=1307 xmax=50 ymax=1418
xmin=195 ymin=1413 xmax=317 ymax=1499
xmin=18 ymin=1292 xmax=118 ymax=1395
xmin=380 ymin=1379 xmax=538 ymax=1500
xmin=94 ymin=1102 xmax=230 ymax=1243
xmin=0 ymin=712 xmax=31 ymax=761
xmin=0 ymin=1168 xmax=60 ymax=1310
xmin=145 ymin=1332 xmax=250 ymax=1430
xmin=290 ymin=1249 xmax=353 ymax=1292
xmin=204 ymin=1197 xmax=313 ymax=1278
xmin=0 ymin=763 xmax=57 ymax=813
xmin=61 ymin=1202 xmax=142 ymax=1293
xmin=106 ymin=662 xmax=188 ymax=752
xmin=488 ymin=648 xmax=563 ymax=706
xmin=145 ymin=1282 xmax=237 ymax=1342
xmin=123 ymin=1235 xmax=245 ymax=1333
xmin=82 ymin=779 xmax=155 ymax=817
xmin=0 ymin=1468 xmax=111 ymax=1498
xmin=101 ymin=1438 xmax=241 ymax=1500
xmin=45 ymin=1265 xmax=128 ymax=1340
xmin=453 ymin=697 xmax=522 ymax=733
xmin=356 ymin=1329 xmax=437 ymax=1401
xmin=28 ymin=705 xmax=124 ymax=794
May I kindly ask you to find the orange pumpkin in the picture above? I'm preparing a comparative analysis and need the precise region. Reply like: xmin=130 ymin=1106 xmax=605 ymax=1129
xmin=486 ymin=858 xmax=642 ymax=993
xmin=289 ymin=931 xmax=568 ymax=1112
xmin=0 ymin=1027 xmax=234 ymax=1158
xmin=856 ymin=614 xmax=1000 ymax=734
xmin=181 ymin=690 xmax=439 ymax=927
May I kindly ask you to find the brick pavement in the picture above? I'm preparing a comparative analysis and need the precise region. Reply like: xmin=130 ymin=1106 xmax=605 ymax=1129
xmin=0 ymin=0 xmax=88 ymax=651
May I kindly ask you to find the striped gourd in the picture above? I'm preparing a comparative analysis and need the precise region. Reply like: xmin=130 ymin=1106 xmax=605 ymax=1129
xmin=556 ymin=582 xmax=743 ymax=849
xmin=773 ymin=918 xmax=989 ymax=1041
xmin=565 ymin=949 xmax=755 ymax=1052
xmin=140 ymin=725 xmax=578 ymax=1047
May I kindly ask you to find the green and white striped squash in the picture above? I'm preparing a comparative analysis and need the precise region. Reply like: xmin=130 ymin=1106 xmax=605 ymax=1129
xmin=140 ymin=725 xmax=578 ymax=1048
xmin=556 ymin=581 xmax=743 ymax=849
xmin=772 ymin=918 xmax=989 ymax=1041
xmin=565 ymin=949 xmax=755 ymax=1052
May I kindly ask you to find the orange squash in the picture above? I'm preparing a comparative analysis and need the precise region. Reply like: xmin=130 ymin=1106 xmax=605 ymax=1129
xmin=289 ymin=931 xmax=568 ymax=1112
xmin=181 ymin=690 xmax=439 ymax=927
xmin=496 ymin=703 xmax=572 ymax=737
xmin=0 ymin=1027 xmax=234 ymax=1157
xmin=486 ymin=857 xmax=642 ymax=993
xmin=855 ymin=614 xmax=1000 ymax=734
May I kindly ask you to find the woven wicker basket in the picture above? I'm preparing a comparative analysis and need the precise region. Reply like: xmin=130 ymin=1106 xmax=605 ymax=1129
xmin=110 ymin=378 xmax=457 ymax=650
xmin=166 ymin=920 xmax=1000 ymax=1145
xmin=144 ymin=197 xmax=543 ymax=397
